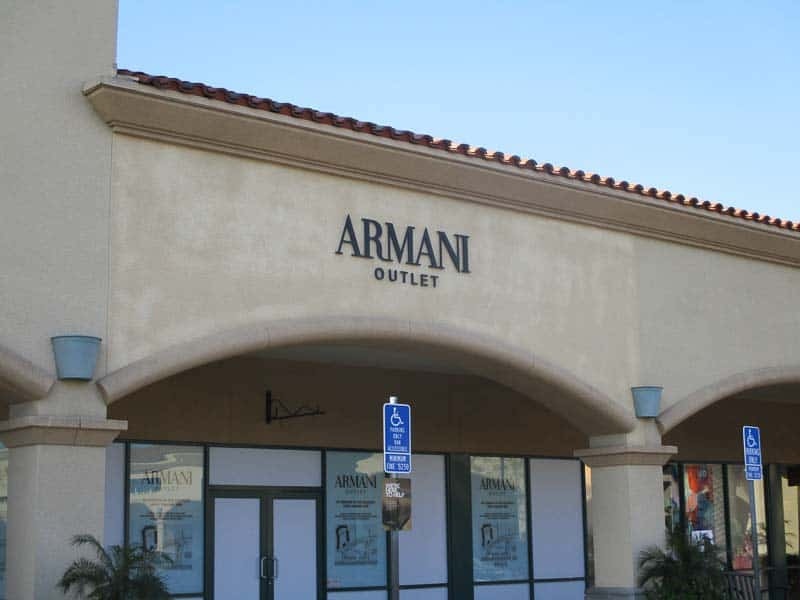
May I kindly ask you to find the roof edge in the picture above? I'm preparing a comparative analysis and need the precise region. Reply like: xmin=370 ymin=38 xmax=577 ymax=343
xmin=84 ymin=75 xmax=800 ymax=268
xmin=115 ymin=68 xmax=800 ymax=234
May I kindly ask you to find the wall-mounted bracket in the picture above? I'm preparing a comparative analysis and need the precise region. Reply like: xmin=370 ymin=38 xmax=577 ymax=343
xmin=265 ymin=390 xmax=325 ymax=424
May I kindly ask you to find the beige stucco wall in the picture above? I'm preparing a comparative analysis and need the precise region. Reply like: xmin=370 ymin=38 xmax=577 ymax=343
xmin=0 ymin=1 xmax=116 ymax=375
xmin=111 ymin=356 xmax=587 ymax=456
xmin=107 ymin=134 xmax=641 ymax=415
xmin=665 ymin=396 xmax=800 ymax=463
xmin=104 ymin=133 xmax=800 ymax=434
xmin=635 ymin=237 xmax=800 ymax=407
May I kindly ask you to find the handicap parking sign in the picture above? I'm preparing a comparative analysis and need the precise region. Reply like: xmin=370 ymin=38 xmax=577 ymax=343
xmin=742 ymin=425 xmax=762 ymax=481
xmin=383 ymin=402 xmax=411 ymax=474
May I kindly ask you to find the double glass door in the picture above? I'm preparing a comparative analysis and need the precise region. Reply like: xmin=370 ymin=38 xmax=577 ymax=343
xmin=210 ymin=489 xmax=321 ymax=600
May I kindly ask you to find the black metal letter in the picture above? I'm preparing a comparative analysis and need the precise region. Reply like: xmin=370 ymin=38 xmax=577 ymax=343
xmin=436 ymin=230 xmax=460 ymax=271
xmin=386 ymin=222 xmax=416 ymax=265
xmin=455 ymin=234 xmax=470 ymax=273
xmin=335 ymin=214 xmax=362 ymax=257
xmin=362 ymin=218 xmax=388 ymax=260
xmin=415 ymin=228 xmax=440 ymax=269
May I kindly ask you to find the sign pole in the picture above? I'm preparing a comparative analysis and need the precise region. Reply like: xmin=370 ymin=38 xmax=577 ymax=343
xmin=388 ymin=395 xmax=399 ymax=600
xmin=748 ymin=478 xmax=762 ymax=600
xmin=742 ymin=425 xmax=763 ymax=600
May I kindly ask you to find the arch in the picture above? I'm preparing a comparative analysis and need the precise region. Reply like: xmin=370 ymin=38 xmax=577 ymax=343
xmin=659 ymin=365 xmax=800 ymax=433
xmin=97 ymin=315 xmax=636 ymax=436
xmin=0 ymin=342 xmax=55 ymax=404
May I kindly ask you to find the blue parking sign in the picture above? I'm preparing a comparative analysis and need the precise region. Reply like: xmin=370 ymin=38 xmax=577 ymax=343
xmin=384 ymin=403 xmax=411 ymax=474
xmin=742 ymin=426 xmax=762 ymax=481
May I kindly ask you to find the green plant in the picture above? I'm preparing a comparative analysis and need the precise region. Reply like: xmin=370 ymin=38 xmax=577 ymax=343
xmin=58 ymin=534 xmax=172 ymax=600
xmin=638 ymin=528 xmax=727 ymax=600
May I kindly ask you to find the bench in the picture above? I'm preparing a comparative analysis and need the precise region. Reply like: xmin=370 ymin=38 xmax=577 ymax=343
xmin=725 ymin=571 xmax=763 ymax=600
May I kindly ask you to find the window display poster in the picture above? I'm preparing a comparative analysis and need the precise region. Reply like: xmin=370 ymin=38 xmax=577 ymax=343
xmin=663 ymin=464 xmax=680 ymax=531
xmin=684 ymin=464 xmax=722 ymax=546
xmin=0 ymin=445 xmax=7 ymax=600
xmin=728 ymin=468 xmax=765 ymax=570
xmin=129 ymin=444 xmax=204 ymax=595
xmin=470 ymin=456 xmax=529 ymax=582
xmin=382 ymin=477 xmax=411 ymax=531
xmin=326 ymin=451 xmax=386 ymax=589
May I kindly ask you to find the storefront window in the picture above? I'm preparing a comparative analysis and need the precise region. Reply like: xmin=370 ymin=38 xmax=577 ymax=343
xmin=584 ymin=465 xmax=594 ymax=588
xmin=128 ymin=444 xmax=204 ymax=595
xmin=470 ymin=456 xmax=529 ymax=583
xmin=782 ymin=470 xmax=799 ymax=557
xmin=781 ymin=468 xmax=800 ymax=594
xmin=726 ymin=465 xmax=766 ymax=570
xmin=399 ymin=454 xmax=448 ymax=589
xmin=0 ymin=443 xmax=7 ymax=600
xmin=683 ymin=463 xmax=726 ymax=550
xmin=325 ymin=451 xmax=386 ymax=590
xmin=663 ymin=464 xmax=680 ymax=531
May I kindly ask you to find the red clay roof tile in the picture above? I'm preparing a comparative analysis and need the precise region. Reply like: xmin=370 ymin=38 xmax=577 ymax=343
xmin=117 ymin=69 xmax=800 ymax=233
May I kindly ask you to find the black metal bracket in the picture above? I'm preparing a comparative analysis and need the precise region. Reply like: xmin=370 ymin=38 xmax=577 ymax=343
xmin=265 ymin=390 xmax=325 ymax=424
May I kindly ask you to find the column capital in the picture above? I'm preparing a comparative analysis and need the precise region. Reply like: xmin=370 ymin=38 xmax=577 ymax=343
xmin=0 ymin=415 xmax=127 ymax=447
xmin=574 ymin=444 xmax=677 ymax=467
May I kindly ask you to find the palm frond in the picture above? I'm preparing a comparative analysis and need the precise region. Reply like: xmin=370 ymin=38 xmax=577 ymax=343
xmin=58 ymin=533 xmax=172 ymax=600
xmin=58 ymin=557 xmax=109 ymax=595
xmin=70 ymin=534 xmax=114 ymax=574
xmin=638 ymin=528 xmax=727 ymax=600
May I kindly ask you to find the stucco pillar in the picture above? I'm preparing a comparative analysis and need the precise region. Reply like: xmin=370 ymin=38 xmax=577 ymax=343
xmin=575 ymin=430 xmax=676 ymax=600
xmin=0 ymin=384 xmax=126 ymax=600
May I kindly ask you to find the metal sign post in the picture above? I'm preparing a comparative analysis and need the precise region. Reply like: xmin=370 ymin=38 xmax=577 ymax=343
xmin=384 ymin=396 xmax=411 ymax=600
xmin=743 ymin=425 xmax=763 ymax=600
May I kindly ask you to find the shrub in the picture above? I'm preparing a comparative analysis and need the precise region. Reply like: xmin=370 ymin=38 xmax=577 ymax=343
xmin=58 ymin=534 xmax=172 ymax=600
xmin=638 ymin=528 xmax=727 ymax=600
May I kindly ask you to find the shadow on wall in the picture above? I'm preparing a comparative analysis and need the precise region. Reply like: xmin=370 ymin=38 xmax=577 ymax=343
xmin=664 ymin=395 xmax=800 ymax=463
xmin=110 ymin=356 xmax=589 ymax=456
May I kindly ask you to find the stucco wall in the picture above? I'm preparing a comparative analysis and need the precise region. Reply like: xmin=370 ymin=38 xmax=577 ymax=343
xmin=665 ymin=396 xmax=800 ymax=463
xmin=105 ymin=133 xmax=800 ymax=429
xmin=107 ymin=134 xmax=641 ymax=414
xmin=110 ymin=356 xmax=587 ymax=456
xmin=0 ymin=1 xmax=116 ymax=374
xmin=635 ymin=237 xmax=800 ymax=409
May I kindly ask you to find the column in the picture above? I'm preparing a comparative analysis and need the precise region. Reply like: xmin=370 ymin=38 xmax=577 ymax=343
xmin=576 ymin=435 xmax=676 ymax=599
xmin=0 ymin=385 xmax=126 ymax=600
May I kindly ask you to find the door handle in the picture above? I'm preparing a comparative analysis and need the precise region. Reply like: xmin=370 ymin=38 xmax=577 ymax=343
xmin=273 ymin=557 xmax=279 ymax=580
xmin=260 ymin=556 xmax=268 ymax=580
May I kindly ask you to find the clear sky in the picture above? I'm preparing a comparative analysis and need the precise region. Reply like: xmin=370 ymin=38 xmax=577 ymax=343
xmin=118 ymin=1 xmax=800 ymax=222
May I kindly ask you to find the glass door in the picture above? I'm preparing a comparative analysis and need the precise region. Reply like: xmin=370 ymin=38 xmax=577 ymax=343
xmin=271 ymin=496 xmax=320 ymax=600
xmin=213 ymin=496 xmax=262 ymax=599
xmin=210 ymin=490 xmax=322 ymax=600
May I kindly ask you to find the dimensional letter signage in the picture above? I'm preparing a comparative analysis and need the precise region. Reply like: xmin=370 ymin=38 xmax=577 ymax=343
xmin=383 ymin=402 xmax=411 ymax=474
xmin=335 ymin=214 xmax=471 ymax=289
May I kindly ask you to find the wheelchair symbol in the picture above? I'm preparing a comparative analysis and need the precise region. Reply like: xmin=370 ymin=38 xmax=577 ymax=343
xmin=746 ymin=431 xmax=758 ymax=448
xmin=390 ymin=407 xmax=404 ymax=427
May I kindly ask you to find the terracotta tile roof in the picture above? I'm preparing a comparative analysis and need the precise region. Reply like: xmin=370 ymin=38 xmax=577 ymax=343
xmin=117 ymin=69 xmax=799 ymax=232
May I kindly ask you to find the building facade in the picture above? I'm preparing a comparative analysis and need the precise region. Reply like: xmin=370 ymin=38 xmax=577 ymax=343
xmin=2 ymin=2 xmax=800 ymax=599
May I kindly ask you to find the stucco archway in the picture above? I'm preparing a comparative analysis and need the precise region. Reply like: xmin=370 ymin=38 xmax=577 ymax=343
xmin=98 ymin=316 xmax=636 ymax=436
xmin=659 ymin=365 xmax=800 ymax=433
xmin=0 ymin=342 xmax=55 ymax=404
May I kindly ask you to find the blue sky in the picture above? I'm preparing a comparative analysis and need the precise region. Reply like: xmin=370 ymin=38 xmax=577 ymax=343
xmin=118 ymin=1 xmax=800 ymax=222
